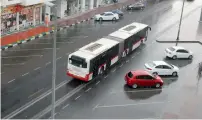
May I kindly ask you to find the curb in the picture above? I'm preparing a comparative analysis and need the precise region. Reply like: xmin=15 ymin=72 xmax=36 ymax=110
xmin=1 ymin=5 xmax=128 ymax=51
xmin=156 ymin=40 xmax=202 ymax=45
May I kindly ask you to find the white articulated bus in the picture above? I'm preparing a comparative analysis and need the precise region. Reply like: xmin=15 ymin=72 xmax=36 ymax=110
xmin=67 ymin=22 xmax=151 ymax=81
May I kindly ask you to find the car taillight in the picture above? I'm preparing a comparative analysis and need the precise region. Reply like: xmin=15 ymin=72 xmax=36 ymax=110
xmin=147 ymin=68 xmax=152 ymax=70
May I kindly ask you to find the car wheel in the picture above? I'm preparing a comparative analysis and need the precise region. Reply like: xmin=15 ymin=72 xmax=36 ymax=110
xmin=153 ymin=72 xmax=158 ymax=76
xmin=188 ymin=55 xmax=193 ymax=59
xmin=99 ymin=17 xmax=103 ymax=21
xmin=172 ymin=72 xmax=178 ymax=77
xmin=112 ymin=17 xmax=116 ymax=21
xmin=172 ymin=55 xmax=177 ymax=60
xmin=132 ymin=84 xmax=138 ymax=89
xmin=155 ymin=83 xmax=161 ymax=88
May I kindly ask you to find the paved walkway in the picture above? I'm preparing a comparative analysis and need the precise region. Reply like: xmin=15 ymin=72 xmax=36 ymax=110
xmin=0 ymin=0 xmax=138 ymax=48
xmin=157 ymin=6 xmax=202 ymax=45
xmin=155 ymin=6 xmax=202 ymax=119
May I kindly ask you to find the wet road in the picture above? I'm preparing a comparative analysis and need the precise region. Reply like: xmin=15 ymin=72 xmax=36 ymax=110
xmin=1 ymin=0 xmax=202 ymax=119
xmin=54 ymin=42 xmax=202 ymax=119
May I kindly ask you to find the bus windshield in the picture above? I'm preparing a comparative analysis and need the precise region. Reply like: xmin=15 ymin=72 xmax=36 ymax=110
xmin=69 ymin=55 xmax=87 ymax=68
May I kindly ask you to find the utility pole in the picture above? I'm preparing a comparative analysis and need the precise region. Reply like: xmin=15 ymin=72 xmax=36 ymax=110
xmin=176 ymin=0 xmax=185 ymax=46
xmin=51 ymin=6 xmax=57 ymax=119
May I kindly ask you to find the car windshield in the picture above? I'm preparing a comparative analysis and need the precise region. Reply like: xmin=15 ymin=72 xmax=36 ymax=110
xmin=149 ymin=73 xmax=156 ymax=78
xmin=100 ymin=13 xmax=105 ymax=15
xmin=112 ymin=10 xmax=117 ymax=12
xmin=169 ymin=64 xmax=175 ymax=68
xmin=127 ymin=72 xmax=133 ymax=78
xmin=148 ymin=62 xmax=156 ymax=67
xmin=168 ymin=47 xmax=175 ymax=51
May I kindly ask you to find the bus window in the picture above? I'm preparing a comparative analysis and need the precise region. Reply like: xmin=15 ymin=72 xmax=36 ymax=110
xmin=137 ymin=28 xmax=147 ymax=38
xmin=69 ymin=56 xmax=87 ymax=68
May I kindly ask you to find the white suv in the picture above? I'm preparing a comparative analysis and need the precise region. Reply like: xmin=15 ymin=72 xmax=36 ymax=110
xmin=165 ymin=46 xmax=193 ymax=60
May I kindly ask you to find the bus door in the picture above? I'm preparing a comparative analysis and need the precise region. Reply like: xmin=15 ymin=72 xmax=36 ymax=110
xmin=128 ymin=37 xmax=133 ymax=54
xmin=91 ymin=57 xmax=99 ymax=78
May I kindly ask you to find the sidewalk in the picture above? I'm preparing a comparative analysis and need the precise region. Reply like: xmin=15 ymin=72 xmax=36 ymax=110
xmin=0 ymin=0 xmax=138 ymax=50
xmin=156 ymin=6 xmax=202 ymax=45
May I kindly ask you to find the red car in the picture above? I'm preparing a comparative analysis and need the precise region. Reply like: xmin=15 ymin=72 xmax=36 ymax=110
xmin=125 ymin=70 xmax=163 ymax=88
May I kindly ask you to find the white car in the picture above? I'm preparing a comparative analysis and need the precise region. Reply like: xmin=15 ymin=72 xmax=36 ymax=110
xmin=94 ymin=12 xmax=119 ymax=21
xmin=144 ymin=61 xmax=179 ymax=76
xmin=165 ymin=46 xmax=193 ymax=59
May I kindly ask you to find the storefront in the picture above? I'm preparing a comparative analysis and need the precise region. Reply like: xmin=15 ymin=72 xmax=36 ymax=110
xmin=1 ymin=5 xmax=19 ymax=35
xmin=1 ymin=4 xmax=43 ymax=35
xmin=18 ymin=4 xmax=42 ymax=30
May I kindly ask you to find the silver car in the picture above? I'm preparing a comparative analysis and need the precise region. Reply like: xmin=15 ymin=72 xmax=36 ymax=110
xmin=127 ymin=3 xmax=145 ymax=10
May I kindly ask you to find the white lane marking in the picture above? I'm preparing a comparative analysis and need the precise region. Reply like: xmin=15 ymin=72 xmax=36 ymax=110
xmin=2 ymin=63 xmax=25 ymax=66
xmin=126 ymin=60 xmax=130 ymax=63
xmin=96 ymin=101 xmax=170 ymax=109
xmin=31 ymin=83 xmax=90 ymax=119
xmin=2 ymin=55 xmax=43 ymax=58
xmin=54 ymin=113 xmax=58 ymax=116
xmin=8 ymin=79 xmax=16 ymax=84
xmin=93 ymin=104 xmax=99 ymax=110
xmin=56 ymin=36 xmax=88 ymax=39
xmin=22 ymin=72 xmax=29 ymax=77
xmin=45 ymin=62 xmax=51 ymax=66
xmin=75 ymin=95 xmax=81 ymax=100
xmin=110 ymin=88 xmax=165 ymax=94
xmin=34 ymin=67 xmax=41 ymax=71
xmin=56 ymin=57 xmax=62 ymax=60
xmin=85 ymin=88 xmax=92 ymax=92
xmin=44 ymin=48 xmax=60 ymax=50
xmin=119 ymin=63 xmax=123 ymax=68
xmin=56 ymin=41 xmax=74 ymax=44
xmin=26 ymin=43 xmax=52 ymax=44
xmin=0 ymin=72 xmax=4 ymax=75
xmin=95 ymin=81 xmax=100 ymax=85
xmin=28 ymin=88 xmax=44 ymax=98
xmin=104 ymin=75 xmax=108 ymax=79
xmin=62 ymin=104 xmax=69 ymax=110
xmin=5 ymin=48 xmax=60 ymax=51
xmin=112 ymin=68 xmax=116 ymax=73
xmin=136 ymin=52 xmax=141 ymax=55
xmin=3 ymin=80 xmax=69 ymax=119
xmin=132 ymin=56 xmax=135 ymax=59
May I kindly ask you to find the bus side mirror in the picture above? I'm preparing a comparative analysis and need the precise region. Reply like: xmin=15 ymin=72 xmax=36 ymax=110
xmin=69 ymin=58 xmax=72 ymax=63
xmin=149 ymin=27 xmax=151 ymax=31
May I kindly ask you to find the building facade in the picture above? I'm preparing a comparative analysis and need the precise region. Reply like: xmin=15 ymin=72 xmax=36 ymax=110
xmin=1 ymin=0 xmax=53 ymax=35
xmin=1 ymin=0 xmax=107 ymax=35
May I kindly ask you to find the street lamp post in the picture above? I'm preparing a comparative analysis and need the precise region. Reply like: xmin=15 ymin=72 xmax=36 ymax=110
xmin=176 ymin=0 xmax=185 ymax=46
xmin=51 ymin=6 xmax=57 ymax=119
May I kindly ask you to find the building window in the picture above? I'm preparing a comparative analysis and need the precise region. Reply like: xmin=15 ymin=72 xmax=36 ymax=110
xmin=35 ymin=7 xmax=40 ymax=25
xmin=19 ymin=6 xmax=34 ymax=30
xmin=1 ymin=13 xmax=17 ymax=35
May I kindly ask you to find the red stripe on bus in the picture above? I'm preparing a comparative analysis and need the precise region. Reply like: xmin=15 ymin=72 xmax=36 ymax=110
xmin=67 ymin=71 xmax=93 ymax=81
xmin=99 ymin=63 xmax=106 ymax=68
xmin=133 ymin=37 xmax=145 ymax=45
xmin=111 ymin=55 xmax=118 ymax=60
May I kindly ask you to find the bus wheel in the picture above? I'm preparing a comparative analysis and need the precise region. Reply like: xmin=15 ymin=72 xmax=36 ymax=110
xmin=99 ymin=67 xmax=104 ymax=75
